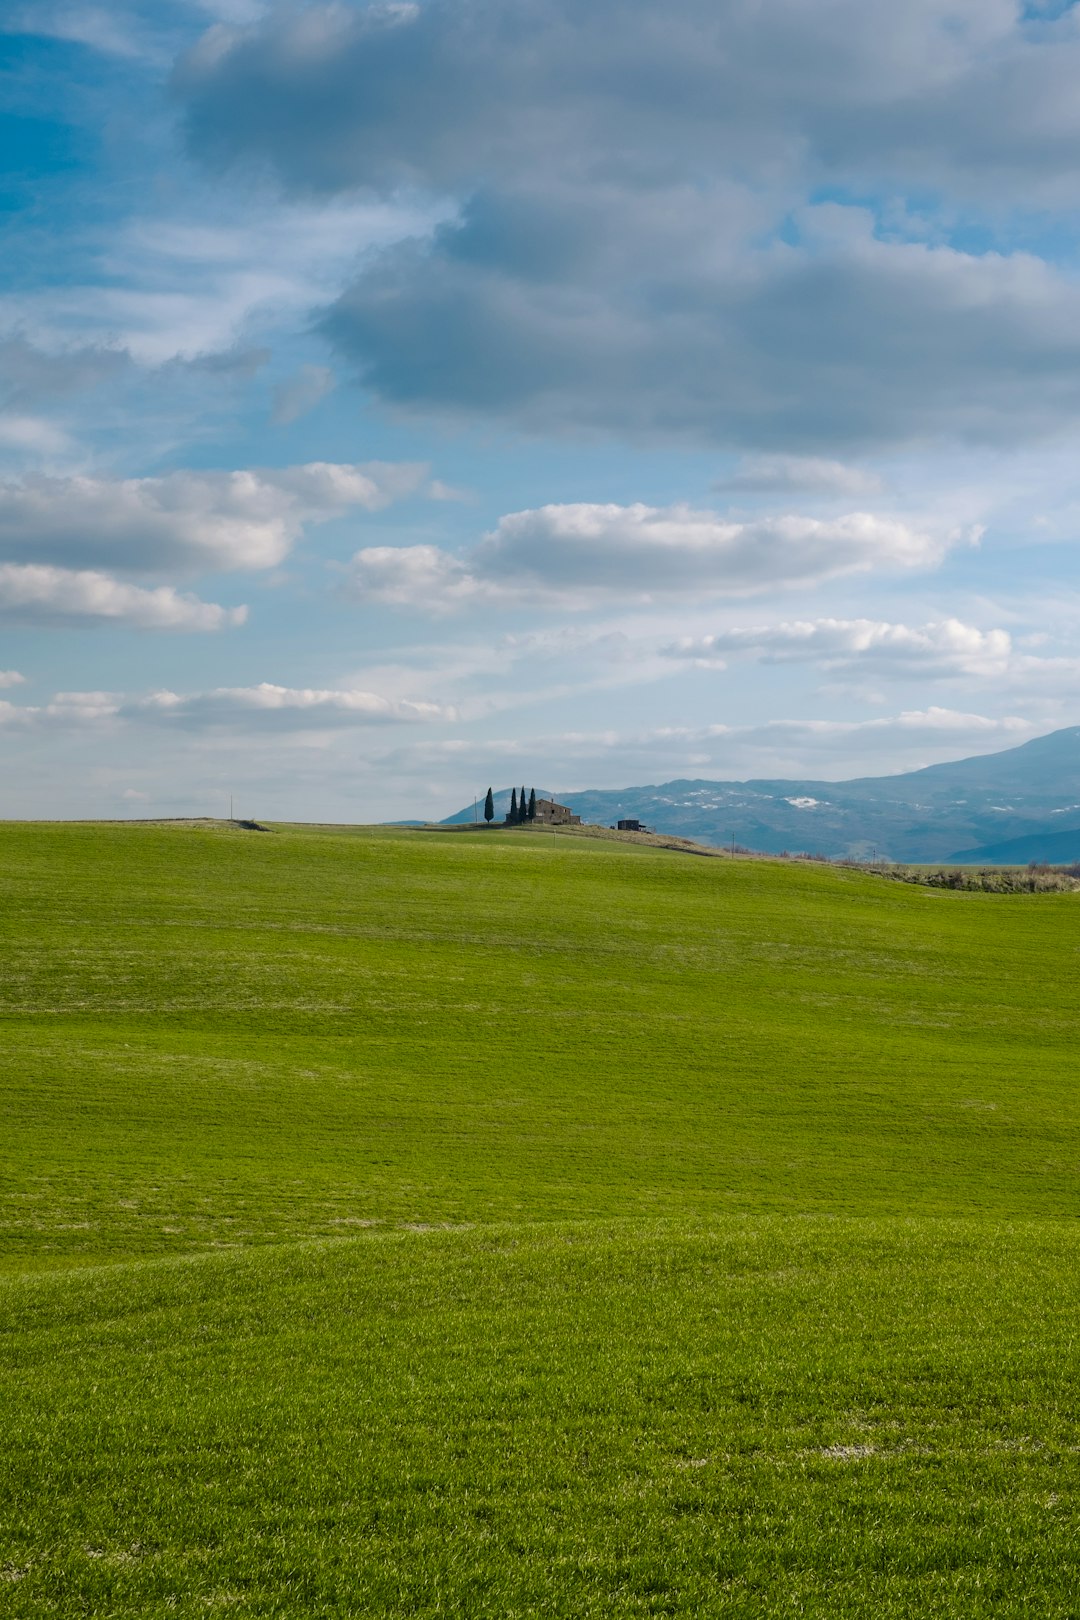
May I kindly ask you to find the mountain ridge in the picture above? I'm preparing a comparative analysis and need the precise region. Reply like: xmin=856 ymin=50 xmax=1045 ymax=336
xmin=442 ymin=726 xmax=1080 ymax=862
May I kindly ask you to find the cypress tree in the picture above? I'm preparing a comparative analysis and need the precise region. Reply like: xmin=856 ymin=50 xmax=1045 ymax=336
xmin=509 ymin=787 xmax=518 ymax=823
xmin=484 ymin=787 xmax=494 ymax=823
xmin=520 ymin=785 xmax=527 ymax=824
xmin=528 ymin=787 xmax=536 ymax=820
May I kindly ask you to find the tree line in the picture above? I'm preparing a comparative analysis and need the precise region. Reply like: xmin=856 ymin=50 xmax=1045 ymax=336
xmin=484 ymin=786 xmax=536 ymax=823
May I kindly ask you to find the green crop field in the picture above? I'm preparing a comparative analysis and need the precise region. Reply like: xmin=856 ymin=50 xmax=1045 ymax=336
xmin=3 ymin=821 xmax=1080 ymax=1615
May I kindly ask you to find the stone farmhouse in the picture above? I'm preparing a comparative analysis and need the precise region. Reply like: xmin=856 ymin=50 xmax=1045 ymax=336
xmin=514 ymin=797 xmax=581 ymax=826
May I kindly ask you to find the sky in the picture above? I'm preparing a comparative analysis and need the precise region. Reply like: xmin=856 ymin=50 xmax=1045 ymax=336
xmin=5 ymin=0 xmax=1080 ymax=822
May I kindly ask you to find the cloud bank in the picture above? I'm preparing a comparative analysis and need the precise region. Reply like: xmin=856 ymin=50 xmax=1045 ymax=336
xmin=175 ymin=1 xmax=1080 ymax=449
xmin=0 ymin=682 xmax=450 ymax=730
xmin=0 ymin=459 xmax=428 ymax=629
xmin=347 ymin=503 xmax=960 ymax=611
xmin=134 ymin=683 xmax=449 ymax=726
xmin=0 ymin=462 xmax=425 ymax=576
xmin=662 ymin=618 xmax=1013 ymax=678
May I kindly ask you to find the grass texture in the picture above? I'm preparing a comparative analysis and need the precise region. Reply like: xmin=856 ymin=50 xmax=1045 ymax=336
xmin=3 ymin=822 xmax=1080 ymax=1614
xmin=5 ymin=1221 xmax=1080 ymax=1617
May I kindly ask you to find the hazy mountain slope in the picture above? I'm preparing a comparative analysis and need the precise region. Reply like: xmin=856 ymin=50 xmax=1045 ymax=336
xmin=442 ymin=727 xmax=1080 ymax=861
xmin=948 ymin=826 xmax=1080 ymax=865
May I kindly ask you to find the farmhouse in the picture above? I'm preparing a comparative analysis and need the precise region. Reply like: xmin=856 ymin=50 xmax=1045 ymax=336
xmin=531 ymin=797 xmax=581 ymax=826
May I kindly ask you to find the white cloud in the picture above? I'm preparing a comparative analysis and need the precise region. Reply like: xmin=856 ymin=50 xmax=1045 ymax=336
xmin=2 ymin=195 xmax=449 ymax=367
xmin=489 ymin=707 xmax=1031 ymax=758
xmin=0 ymin=669 xmax=26 ymax=687
xmin=715 ymin=456 xmax=885 ymax=497
xmin=697 ymin=707 xmax=1031 ymax=748
xmin=130 ymin=683 xmax=450 ymax=726
xmin=347 ymin=503 xmax=963 ymax=612
xmin=569 ymin=706 xmax=1036 ymax=769
xmin=345 ymin=543 xmax=506 ymax=612
xmin=5 ymin=4 xmax=148 ymax=58
xmin=0 ymin=680 xmax=450 ymax=732
xmin=662 ymin=617 xmax=1012 ymax=676
xmin=428 ymin=479 xmax=473 ymax=503
xmin=0 ymin=461 xmax=426 ymax=577
xmin=0 ymin=690 xmax=130 ymax=727
xmin=0 ymin=416 xmax=74 ymax=459
xmin=43 ymin=691 xmax=123 ymax=722
xmin=0 ymin=564 xmax=246 ymax=629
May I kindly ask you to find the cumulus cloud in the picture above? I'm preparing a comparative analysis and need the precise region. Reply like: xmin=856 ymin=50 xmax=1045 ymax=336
xmin=0 ymin=688 xmax=125 ymax=728
xmin=0 ymin=669 xmax=26 ymax=687
xmin=321 ymin=220 xmax=1080 ymax=450
xmin=347 ymin=503 xmax=961 ymax=611
xmin=175 ymin=1 xmax=1080 ymax=201
xmin=0 ymin=461 xmax=426 ymax=576
xmin=0 ymin=564 xmax=246 ymax=629
xmin=346 ymin=544 xmax=505 ymax=612
xmin=174 ymin=0 xmax=1080 ymax=450
xmin=662 ymin=618 xmax=1012 ymax=677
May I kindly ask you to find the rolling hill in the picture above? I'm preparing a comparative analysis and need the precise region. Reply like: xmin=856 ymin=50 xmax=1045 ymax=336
xmin=444 ymin=725 xmax=1080 ymax=861
xmin=5 ymin=820 xmax=1080 ymax=1615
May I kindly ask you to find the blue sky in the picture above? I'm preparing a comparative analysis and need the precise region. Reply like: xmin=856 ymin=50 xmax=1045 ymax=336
xmin=4 ymin=0 xmax=1080 ymax=821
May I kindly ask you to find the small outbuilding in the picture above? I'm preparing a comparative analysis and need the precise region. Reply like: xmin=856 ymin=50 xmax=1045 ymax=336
xmin=617 ymin=818 xmax=645 ymax=833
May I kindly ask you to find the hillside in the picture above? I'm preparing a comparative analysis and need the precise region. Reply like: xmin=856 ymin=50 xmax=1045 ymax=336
xmin=4 ymin=822 xmax=1080 ymax=1616
xmin=947 ymin=825 xmax=1080 ymax=865
xmin=444 ymin=725 xmax=1080 ymax=861
xmin=4 ymin=819 xmax=1080 ymax=1265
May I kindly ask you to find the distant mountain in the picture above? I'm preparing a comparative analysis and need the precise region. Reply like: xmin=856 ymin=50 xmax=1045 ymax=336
xmin=946 ymin=827 xmax=1080 ymax=866
xmin=443 ymin=727 xmax=1080 ymax=862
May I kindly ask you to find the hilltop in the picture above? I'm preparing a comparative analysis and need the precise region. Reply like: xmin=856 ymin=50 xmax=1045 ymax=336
xmin=444 ymin=726 xmax=1080 ymax=861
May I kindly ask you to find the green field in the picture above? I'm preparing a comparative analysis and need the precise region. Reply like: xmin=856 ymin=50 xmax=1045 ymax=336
xmin=3 ymin=822 xmax=1080 ymax=1614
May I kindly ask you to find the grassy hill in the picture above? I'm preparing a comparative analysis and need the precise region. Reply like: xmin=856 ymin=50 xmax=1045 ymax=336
xmin=3 ymin=822 xmax=1080 ymax=1615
